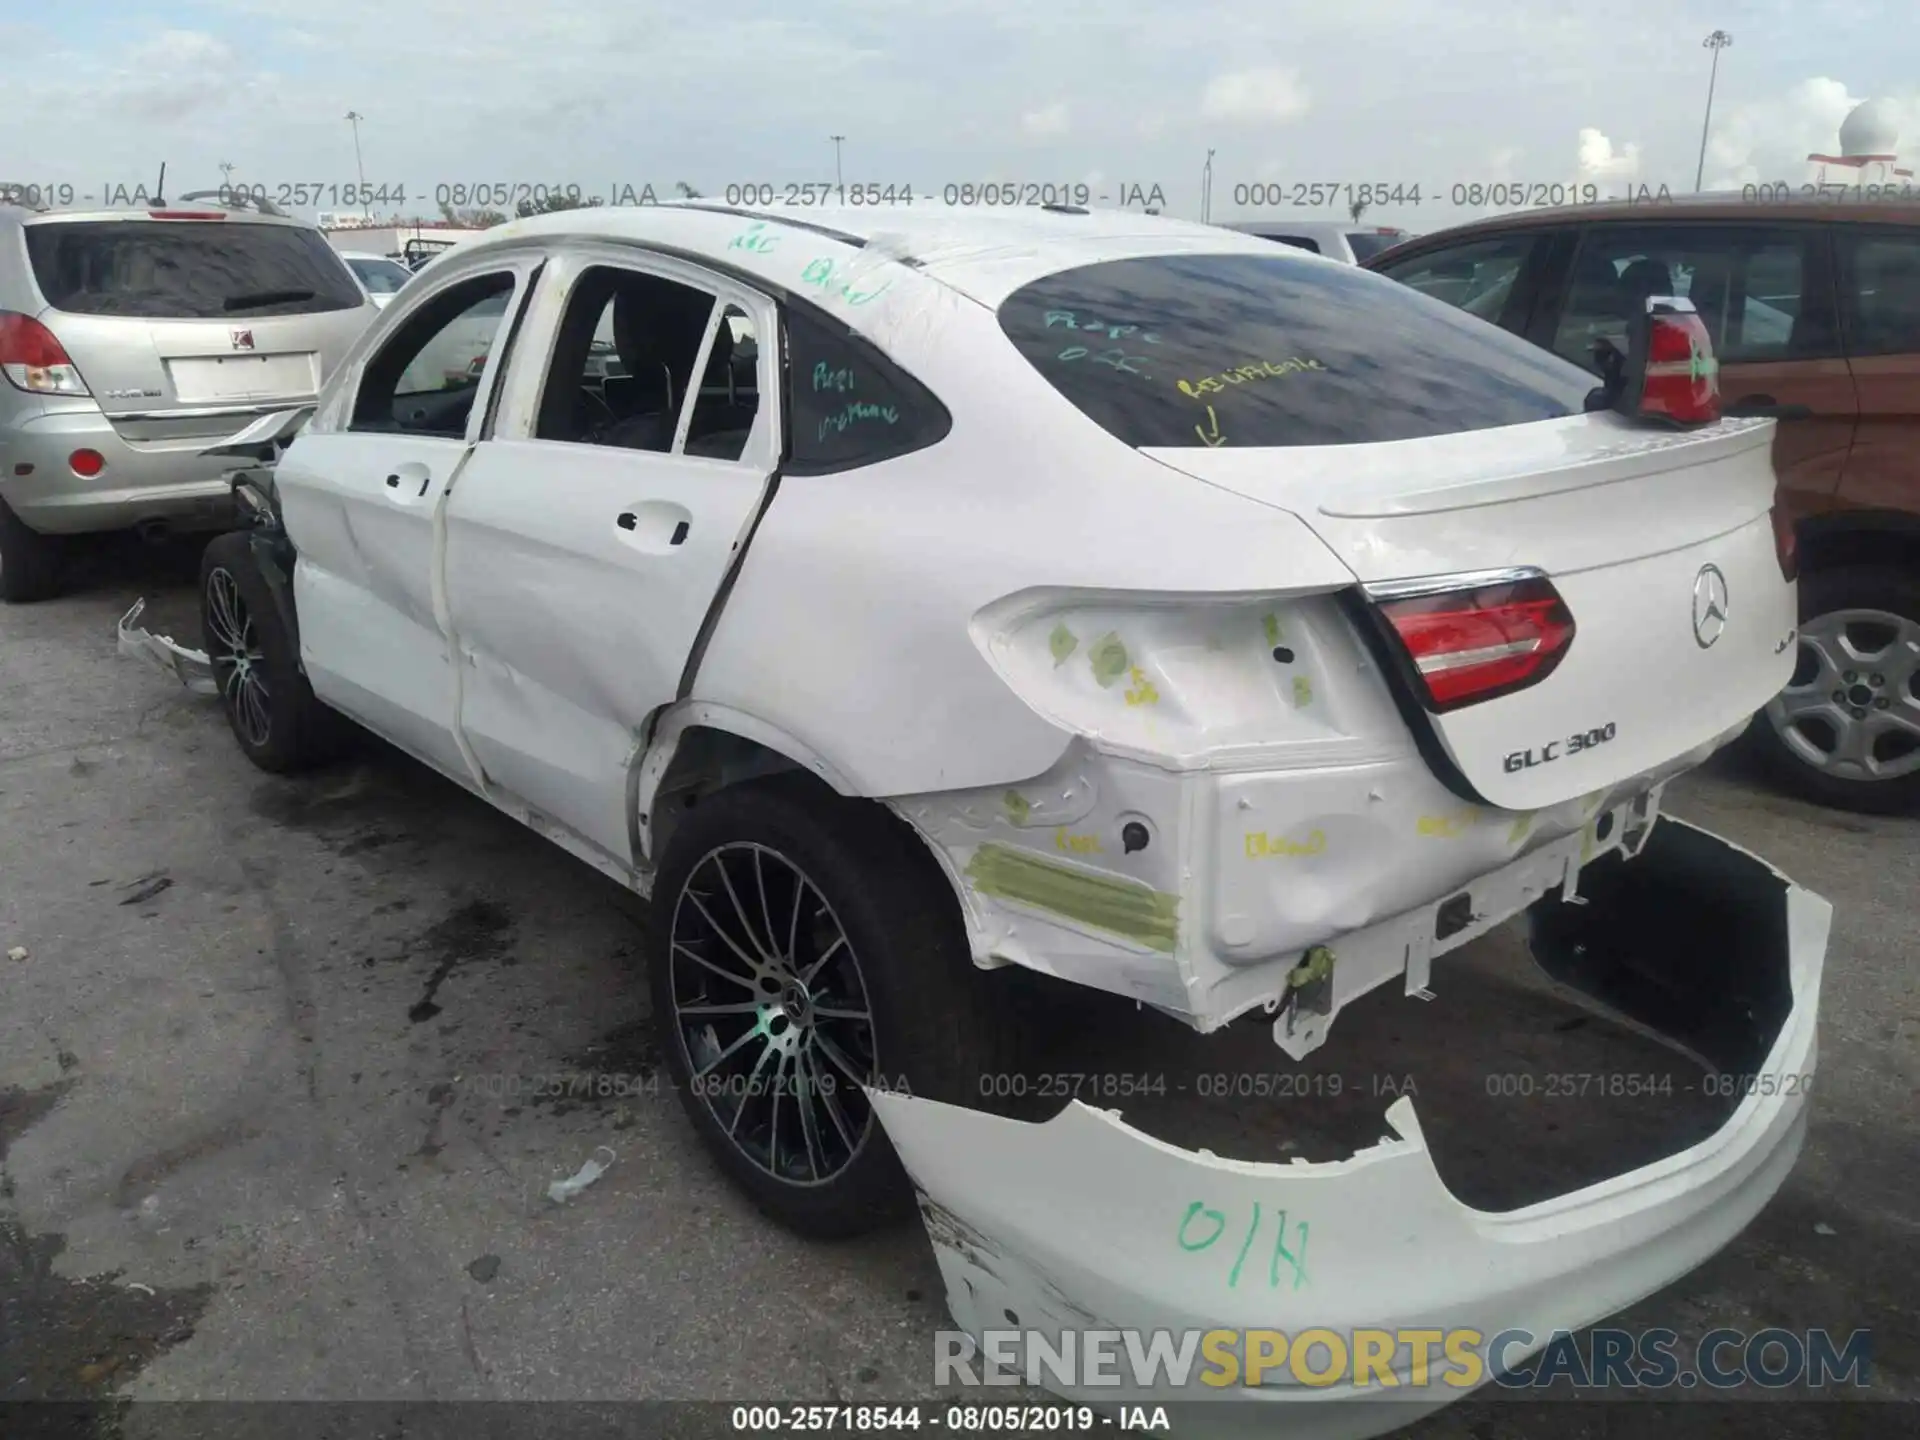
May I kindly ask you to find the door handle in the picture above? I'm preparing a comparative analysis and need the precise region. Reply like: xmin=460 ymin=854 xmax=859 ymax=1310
xmin=385 ymin=461 xmax=434 ymax=498
xmin=613 ymin=500 xmax=694 ymax=551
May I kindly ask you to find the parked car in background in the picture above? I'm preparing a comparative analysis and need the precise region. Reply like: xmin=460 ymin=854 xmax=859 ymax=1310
xmin=1221 ymin=218 xmax=1411 ymax=264
xmin=0 ymin=193 xmax=379 ymax=601
xmin=1366 ymin=193 xmax=1920 ymax=813
xmin=340 ymin=251 xmax=414 ymax=308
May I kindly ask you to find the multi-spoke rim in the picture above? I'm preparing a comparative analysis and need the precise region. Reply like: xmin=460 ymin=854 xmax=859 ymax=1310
xmin=207 ymin=567 xmax=272 ymax=749
xmin=667 ymin=842 xmax=877 ymax=1186
xmin=1766 ymin=607 xmax=1920 ymax=782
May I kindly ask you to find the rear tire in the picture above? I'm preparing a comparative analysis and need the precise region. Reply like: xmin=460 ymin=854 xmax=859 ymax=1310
xmin=1742 ymin=564 xmax=1920 ymax=815
xmin=647 ymin=776 xmax=1034 ymax=1239
xmin=200 ymin=532 xmax=350 ymax=773
xmin=0 ymin=497 xmax=66 ymax=603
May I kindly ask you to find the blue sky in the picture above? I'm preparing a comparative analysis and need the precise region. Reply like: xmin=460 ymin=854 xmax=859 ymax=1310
xmin=9 ymin=1 xmax=1918 ymax=227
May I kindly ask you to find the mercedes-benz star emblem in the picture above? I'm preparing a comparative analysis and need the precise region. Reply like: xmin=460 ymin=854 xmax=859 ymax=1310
xmin=1692 ymin=564 xmax=1730 ymax=649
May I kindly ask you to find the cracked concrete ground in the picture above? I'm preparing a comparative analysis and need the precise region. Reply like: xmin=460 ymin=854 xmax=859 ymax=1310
xmin=2 ymin=537 xmax=1915 ymax=1440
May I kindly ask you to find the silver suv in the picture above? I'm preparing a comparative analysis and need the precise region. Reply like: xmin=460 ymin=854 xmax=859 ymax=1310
xmin=0 ymin=195 xmax=379 ymax=601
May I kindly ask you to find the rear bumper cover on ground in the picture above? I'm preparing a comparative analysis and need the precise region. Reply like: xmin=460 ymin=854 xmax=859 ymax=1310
xmin=869 ymin=817 xmax=1826 ymax=1438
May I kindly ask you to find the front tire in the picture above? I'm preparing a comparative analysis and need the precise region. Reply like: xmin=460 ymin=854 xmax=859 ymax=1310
xmin=0 ymin=496 xmax=66 ymax=603
xmin=647 ymin=776 xmax=1030 ymax=1239
xmin=1743 ymin=564 xmax=1920 ymax=814
xmin=200 ymin=532 xmax=349 ymax=773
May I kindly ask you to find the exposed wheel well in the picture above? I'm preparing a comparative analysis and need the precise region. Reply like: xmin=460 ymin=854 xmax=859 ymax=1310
xmin=643 ymin=725 xmax=831 ymax=868
xmin=1797 ymin=513 xmax=1920 ymax=579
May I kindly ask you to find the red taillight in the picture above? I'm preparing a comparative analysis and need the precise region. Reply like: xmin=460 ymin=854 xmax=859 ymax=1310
xmin=69 ymin=449 xmax=105 ymax=477
xmin=0 ymin=311 xmax=89 ymax=395
xmin=1771 ymin=504 xmax=1799 ymax=582
xmin=1639 ymin=311 xmax=1720 ymax=425
xmin=1374 ymin=572 xmax=1576 ymax=712
xmin=148 ymin=210 xmax=225 ymax=220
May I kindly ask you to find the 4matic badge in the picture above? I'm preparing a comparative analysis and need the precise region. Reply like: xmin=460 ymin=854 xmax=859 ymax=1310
xmin=1504 ymin=722 xmax=1618 ymax=774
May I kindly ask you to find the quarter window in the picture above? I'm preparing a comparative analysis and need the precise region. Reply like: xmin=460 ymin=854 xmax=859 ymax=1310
xmin=784 ymin=304 xmax=950 ymax=472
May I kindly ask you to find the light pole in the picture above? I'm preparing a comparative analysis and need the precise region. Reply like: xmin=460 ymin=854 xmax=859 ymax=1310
xmin=830 ymin=135 xmax=845 ymax=191
xmin=345 ymin=110 xmax=369 ymax=216
xmin=1201 ymin=148 xmax=1215 ymax=223
xmin=219 ymin=160 xmax=235 ymax=198
xmin=1695 ymin=31 xmax=1732 ymax=192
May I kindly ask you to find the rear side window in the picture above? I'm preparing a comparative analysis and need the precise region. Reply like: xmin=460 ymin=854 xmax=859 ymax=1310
xmin=24 ymin=221 xmax=365 ymax=318
xmin=997 ymin=253 xmax=1593 ymax=449
xmin=1840 ymin=226 xmax=1920 ymax=358
xmin=783 ymin=304 xmax=950 ymax=473
xmin=1267 ymin=235 xmax=1322 ymax=253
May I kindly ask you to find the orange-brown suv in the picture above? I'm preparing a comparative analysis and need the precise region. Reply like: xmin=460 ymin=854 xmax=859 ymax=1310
xmin=1366 ymin=192 xmax=1920 ymax=813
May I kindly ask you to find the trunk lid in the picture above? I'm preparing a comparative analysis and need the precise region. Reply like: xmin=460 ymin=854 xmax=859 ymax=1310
xmin=1145 ymin=414 xmax=1797 ymax=811
xmin=22 ymin=215 xmax=376 ymax=442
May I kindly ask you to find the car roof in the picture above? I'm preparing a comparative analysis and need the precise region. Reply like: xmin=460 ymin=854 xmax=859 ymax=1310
xmin=443 ymin=200 xmax=1308 ymax=310
xmin=1371 ymin=188 xmax=1920 ymax=256
xmin=2 ymin=205 xmax=321 ymax=231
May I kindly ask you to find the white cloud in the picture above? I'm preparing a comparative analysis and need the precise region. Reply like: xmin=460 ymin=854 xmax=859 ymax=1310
xmin=1020 ymin=102 xmax=1070 ymax=139
xmin=1702 ymin=77 xmax=1920 ymax=188
xmin=1576 ymin=127 xmax=1641 ymax=182
xmin=1200 ymin=67 xmax=1310 ymax=125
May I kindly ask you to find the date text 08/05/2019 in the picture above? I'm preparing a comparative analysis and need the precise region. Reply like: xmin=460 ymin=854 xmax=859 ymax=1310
xmin=0 ymin=180 xmax=1172 ymax=213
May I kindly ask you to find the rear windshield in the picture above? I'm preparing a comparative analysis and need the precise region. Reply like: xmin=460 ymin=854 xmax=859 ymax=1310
xmin=997 ymin=253 xmax=1595 ymax=448
xmin=1344 ymin=231 xmax=1405 ymax=262
xmin=25 ymin=220 xmax=366 ymax=318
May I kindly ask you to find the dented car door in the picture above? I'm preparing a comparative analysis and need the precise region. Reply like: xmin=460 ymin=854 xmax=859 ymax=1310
xmin=440 ymin=247 xmax=781 ymax=865
xmin=275 ymin=258 xmax=543 ymax=781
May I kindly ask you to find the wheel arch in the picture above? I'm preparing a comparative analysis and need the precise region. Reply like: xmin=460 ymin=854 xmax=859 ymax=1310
xmin=1797 ymin=509 xmax=1920 ymax=579
xmin=632 ymin=702 xmax=862 ymax=873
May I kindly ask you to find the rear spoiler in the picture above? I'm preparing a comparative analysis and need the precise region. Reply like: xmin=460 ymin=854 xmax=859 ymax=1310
xmin=199 ymin=405 xmax=315 ymax=462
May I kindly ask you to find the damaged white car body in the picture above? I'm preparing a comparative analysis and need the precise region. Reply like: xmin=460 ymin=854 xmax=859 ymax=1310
xmin=125 ymin=201 xmax=1826 ymax=1430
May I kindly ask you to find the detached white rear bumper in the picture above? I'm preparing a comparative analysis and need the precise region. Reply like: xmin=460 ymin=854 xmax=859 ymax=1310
xmin=869 ymin=818 xmax=1826 ymax=1439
